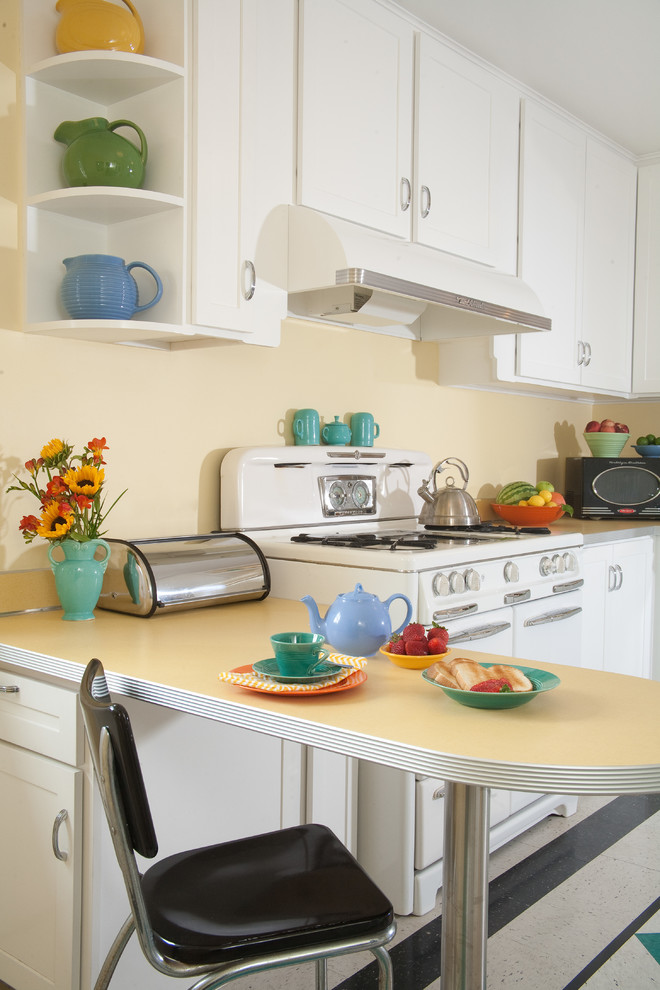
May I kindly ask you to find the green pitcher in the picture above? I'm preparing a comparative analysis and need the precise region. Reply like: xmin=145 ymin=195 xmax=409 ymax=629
xmin=54 ymin=117 xmax=147 ymax=188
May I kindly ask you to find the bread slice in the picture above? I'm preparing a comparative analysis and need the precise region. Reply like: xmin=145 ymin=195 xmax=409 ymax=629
xmin=489 ymin=663 xmax=534 ymax=692
xmin=428 ymin=659 xmax=459 ymax=688
xmin=452 ymin=659 xmax=494 ymax=691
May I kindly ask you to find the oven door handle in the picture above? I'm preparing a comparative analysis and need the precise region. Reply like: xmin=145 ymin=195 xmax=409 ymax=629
xmin=552 ymin=578 xmax=584 ymax=594
xmin=448 ymin=621 xmax=512 ymax=644
xmin=523 ymin=606 xmax=582 ymax=627
xmin=503 ymin=589 xmax=531 ymax=605
xmin=432 ymin=603 xmax=479 ymax=621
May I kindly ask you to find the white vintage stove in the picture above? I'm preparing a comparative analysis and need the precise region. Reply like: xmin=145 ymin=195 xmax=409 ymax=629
xmin=220 ymin=445 xmax=582 ymax=914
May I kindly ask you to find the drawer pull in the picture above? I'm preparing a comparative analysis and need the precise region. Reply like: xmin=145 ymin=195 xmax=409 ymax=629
xmin=0 ymin=685 xmax=19 ymax=693
xmin=52 ymin=809 xmax=69 ymax=862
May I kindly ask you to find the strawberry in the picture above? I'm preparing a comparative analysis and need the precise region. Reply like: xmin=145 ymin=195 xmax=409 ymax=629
xmin=405 ymin=640 xmax=429 ymax=656
xmin=470 ymin=678 xmax=512 ymax=693
xmin=428 ymin=637 xmax=448 ymax=655
xmin=389 ymin=639 xmax=407 ymax=655
xmin=402 ymin=622 xmax=427 ymax=642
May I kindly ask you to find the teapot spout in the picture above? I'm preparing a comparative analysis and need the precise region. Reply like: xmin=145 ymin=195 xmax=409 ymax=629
xmin=417 ymin=480 xmax=435 ymax=505
xmin=300 ymin=595 xmax=325 ymax=638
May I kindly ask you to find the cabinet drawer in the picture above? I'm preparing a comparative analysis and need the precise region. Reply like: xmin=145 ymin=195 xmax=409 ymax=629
xmin=0 ymin=670 xmax=81 ymax=766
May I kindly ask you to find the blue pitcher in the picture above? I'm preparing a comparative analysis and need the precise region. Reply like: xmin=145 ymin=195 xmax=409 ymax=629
xmin=60 ymin=253 xmax=163 ymax=320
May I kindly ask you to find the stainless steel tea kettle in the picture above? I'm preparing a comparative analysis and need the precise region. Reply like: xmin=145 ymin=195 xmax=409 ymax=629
xmin=417 ymin=457 xmax=481 ymax=527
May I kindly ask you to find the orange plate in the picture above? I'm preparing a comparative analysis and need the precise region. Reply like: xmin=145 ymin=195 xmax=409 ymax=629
xmin=491 ymin=503 xmax=564 ymax=526
xmin=230 ymin=664 xmax=367 ymax=696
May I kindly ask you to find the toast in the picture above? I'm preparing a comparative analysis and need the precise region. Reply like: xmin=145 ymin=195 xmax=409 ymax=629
xmin=452 ymin=659 xmax=495 ymax=691
xmin=428 ymin=658 xmax=459 ymax=688
xmin=488 ymin=664 xmax=534 ymax=692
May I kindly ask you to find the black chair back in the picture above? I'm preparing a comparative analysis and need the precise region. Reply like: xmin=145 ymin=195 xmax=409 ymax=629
xmin=80 ymin=657 xmax=158 ymax=859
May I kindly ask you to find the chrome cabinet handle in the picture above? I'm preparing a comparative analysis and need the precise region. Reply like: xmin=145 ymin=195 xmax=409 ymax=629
xmin=52 ymin=809 xmax=69 ymax=862
xmin=583 ymin=341 xmax=592 ymax=367
xmin=241 ymin=260 xmax=256 ymax=301
xmin=608 ymin=564 xmax=623 ymax=591
xmin=523 ymin=606 xmax=582 ymax=627
xmin=0 ymin=685 xmax=19 ymax=693
xmin=420 ymin=184 xmax=431 ymax=218
xmin=400 ymin=176 xmax=411 ymax=212
xmin=577 ymin=340 xmax=584 ymax=366
xmin=448 ymin=621 xmax=511 ymax=644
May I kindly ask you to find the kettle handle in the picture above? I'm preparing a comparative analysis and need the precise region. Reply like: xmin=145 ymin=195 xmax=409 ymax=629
xmin=384 ymin=593 xmax=413 ymax=636
xmin=429 ymin=457 xmax=470 ymax=492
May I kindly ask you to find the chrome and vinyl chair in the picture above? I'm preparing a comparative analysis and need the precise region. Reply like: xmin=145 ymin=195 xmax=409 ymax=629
xmin=79 ymin=658 xmax=395 ymax=990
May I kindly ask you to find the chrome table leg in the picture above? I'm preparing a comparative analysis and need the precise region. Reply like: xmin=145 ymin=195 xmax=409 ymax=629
xmin=441 ymin=782 xmax=490 ymax=990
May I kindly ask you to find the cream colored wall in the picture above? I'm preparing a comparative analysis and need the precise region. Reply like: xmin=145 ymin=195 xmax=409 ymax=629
xmin=1 ymin=0 xmax=658 ymax=574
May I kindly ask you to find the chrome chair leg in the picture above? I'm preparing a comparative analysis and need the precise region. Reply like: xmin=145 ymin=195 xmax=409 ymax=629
xmin=315 ymin=956 xmax=328 ymax=989
xmin=93 ymin=914 xmax=135 ymax=990
xmin=373 ymin=945 xmax=394 ymax=990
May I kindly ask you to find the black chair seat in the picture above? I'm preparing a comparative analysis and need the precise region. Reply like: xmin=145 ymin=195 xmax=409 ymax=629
xmin=142 ymin=824 xmax=393 ymax=965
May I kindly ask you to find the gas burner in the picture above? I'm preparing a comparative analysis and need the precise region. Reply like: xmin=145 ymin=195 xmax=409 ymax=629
xmin=290 ymin=531 xmax=440 ymax=551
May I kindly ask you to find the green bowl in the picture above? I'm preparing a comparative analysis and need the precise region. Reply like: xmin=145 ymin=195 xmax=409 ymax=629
xmin=421 ymin=662 xmax=560 ymax=709
xmin=583 ymin=432 xmax=628 ymax=457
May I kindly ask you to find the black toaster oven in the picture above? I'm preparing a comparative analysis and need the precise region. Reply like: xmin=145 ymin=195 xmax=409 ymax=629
xmin=565 ymin=457 xmax=660 ymax=519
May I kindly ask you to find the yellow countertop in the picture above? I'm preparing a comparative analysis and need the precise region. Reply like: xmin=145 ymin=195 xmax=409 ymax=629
xmin=1 ymin=600 xmax=659 ymax=796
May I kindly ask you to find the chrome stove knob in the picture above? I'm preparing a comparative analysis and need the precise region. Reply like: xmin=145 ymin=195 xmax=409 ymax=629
xmin=503 ymin=560 xmax=519 ymax=583
xmin=463 ymin=568 xmax=480 ymax=591
xmin=563 ymin=551 xmax=576 ymax=571
xmin=539 ymin=556 xmax=553 ymax=577
xmin=432 ymin=572 xmax=451 ymax=597
xmin=448 ymin=571 xmax=466 ymax=594
xmin=552 ymin=553 xmax=566 ymax=574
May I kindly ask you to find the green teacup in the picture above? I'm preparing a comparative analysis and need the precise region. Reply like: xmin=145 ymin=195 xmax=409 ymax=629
xmin=270 ymin=631 xmax=329 ymax=677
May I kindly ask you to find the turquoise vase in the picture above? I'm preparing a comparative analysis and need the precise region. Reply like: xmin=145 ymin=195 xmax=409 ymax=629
xmin=48 ymin=539 xmax=111 ymax=621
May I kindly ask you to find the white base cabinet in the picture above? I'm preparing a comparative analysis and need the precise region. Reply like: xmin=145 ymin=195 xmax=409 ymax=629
xmin=0 ymin=671 xmax=83 ymax=990
xmin=581 ymin=537 xmax=654 ymax=678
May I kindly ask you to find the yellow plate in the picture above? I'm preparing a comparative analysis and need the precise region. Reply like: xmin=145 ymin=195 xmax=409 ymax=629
xmin=379 ymin=646 xmax=450 ymax=670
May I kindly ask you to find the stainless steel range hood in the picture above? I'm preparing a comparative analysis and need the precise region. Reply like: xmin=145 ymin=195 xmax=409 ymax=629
xmin=285 ymin=206 xmax=550 ymax=339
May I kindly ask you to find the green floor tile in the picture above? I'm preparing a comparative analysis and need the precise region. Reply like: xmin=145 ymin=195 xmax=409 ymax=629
xmin=636 ymin=933 xmax=660 ymax=964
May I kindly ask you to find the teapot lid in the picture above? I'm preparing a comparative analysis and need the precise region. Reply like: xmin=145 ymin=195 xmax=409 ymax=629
xmin=341 ymin=583 xmax=374 ymax=600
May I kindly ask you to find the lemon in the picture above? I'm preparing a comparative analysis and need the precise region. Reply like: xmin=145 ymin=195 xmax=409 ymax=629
xmin=538 ymin=489 xmax=554 ymax=503
xmin=518 ymin=499 xmax=529 ymax=506
xmin=527 ymin=494 xmax=545 ymax=507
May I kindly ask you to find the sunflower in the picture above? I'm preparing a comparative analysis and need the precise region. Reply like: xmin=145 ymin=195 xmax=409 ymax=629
xmin=63 ymin=464 xmax=104 ymax=496
xmin=36 ymin=500 xmax=73 ymax=540
xmin=40 ymin=438 xmax=70 ymax=467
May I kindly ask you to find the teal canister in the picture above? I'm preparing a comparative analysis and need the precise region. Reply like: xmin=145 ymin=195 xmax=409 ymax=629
xmin=293 ymin=408 xmax=320 ymax=445
xmin=322 ymin=416 xmax=352 ymax=446
xmin=54 ymin=117 xmax=147 ymax=188
xmin=60 ymin=254 xmax=163 ymax=320
xmin=351 ymin=412 xmax=380 ymax=447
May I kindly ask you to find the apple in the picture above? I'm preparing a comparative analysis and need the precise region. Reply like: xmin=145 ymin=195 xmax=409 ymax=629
xmin=614 ymin=423 xmax=629 ymax=434
xmin=551 ymin=492 xmax=566 ymax=505
xmin=599 ymin=419 xmax=616 ymax=432
xmin=585 ymin=420 xmax=601 ymax=432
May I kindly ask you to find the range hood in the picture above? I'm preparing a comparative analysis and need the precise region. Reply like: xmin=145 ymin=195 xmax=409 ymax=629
xmin=285 ymin=206 xmax=550 ymax=339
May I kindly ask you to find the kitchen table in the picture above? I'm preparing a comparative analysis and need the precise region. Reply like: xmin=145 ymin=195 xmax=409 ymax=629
xmin=1 ymin=598 xmax=659 ymax=990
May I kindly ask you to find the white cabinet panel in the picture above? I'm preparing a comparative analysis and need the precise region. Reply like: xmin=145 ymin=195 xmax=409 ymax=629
xmin=298 ymin=0 xmax=414 ymax=238
xmin=581 ymin=538 xmax=653 ymax=678
xmin=633 ymin=163 xmax=660 ymax=395
xmin=415 ymin=35 xmax=519 ymax=272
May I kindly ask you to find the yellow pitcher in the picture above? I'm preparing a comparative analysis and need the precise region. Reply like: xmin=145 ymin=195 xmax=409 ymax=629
xmin=55 ymin=0 xmax=145 ymax=55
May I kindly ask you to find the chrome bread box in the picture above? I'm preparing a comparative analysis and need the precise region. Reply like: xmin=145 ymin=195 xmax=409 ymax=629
xmin=98 ymin=534 xmax=270 ymax=617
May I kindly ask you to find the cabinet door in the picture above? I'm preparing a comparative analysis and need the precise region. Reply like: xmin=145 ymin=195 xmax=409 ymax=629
xmin=580 ymin=544 xmax=609 ymax=670
xmin=517 ymin=100 xmax=584 ymax=385
xmin=580 ymin=140 xmax=636 ymax=393
xmin=297 ymin=0 xmax=413 ymax=237
xmin=0 ymin=744 xmax=82 ymax=990
xmin=604 ymin=539 xmax=653 ymax=678
xmin=633 ymin=164 xmax=660 ymax=395
xmin=192 ymin=0 xmax=294 ymax=342
xmin=414 ymin=34 xmax=520 ymax=273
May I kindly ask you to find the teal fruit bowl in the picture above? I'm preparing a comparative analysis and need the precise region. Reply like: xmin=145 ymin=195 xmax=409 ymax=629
xmin=583 ymin=432 xmax=628 ymax=457
xmin=632 ymin=444 xmax=660 ymax=458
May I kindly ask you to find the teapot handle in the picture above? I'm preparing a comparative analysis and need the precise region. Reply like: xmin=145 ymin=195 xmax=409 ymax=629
xmin=384 ymin=593 xmax=413 ymax=636
xmin=109 ymin=119 xmax=148 ymax=166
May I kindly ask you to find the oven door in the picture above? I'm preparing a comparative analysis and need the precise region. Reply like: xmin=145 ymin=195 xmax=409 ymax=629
xmin=512 ymin=590 xmax=583 ymax=667
xmin=443 ymin=606 xmax=514 ymax=656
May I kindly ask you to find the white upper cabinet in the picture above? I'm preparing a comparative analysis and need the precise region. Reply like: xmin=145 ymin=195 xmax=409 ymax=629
xmin=414 ymin=34 xmax=520 ymax=272
xmin=297 ymin=0 xmax=520 ymax=271
xmin=516 ymin=100 xmax=636 ymax=393
xmin=633 ymin=163 xmax=660 ymax=394
xmin=297 ymin=0 xmax=414 ymax=239
xmin=192 ymin=0 xmax=295 ymax=344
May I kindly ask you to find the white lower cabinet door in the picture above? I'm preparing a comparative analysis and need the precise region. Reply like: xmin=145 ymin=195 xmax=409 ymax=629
xmin=0 ymin=742 xmax=82 ymax=990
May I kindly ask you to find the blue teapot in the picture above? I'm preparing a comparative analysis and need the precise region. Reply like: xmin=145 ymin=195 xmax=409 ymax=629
xmin=301 ymin=583 xmax=412 ymax=657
